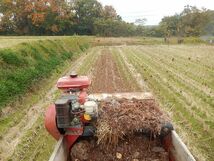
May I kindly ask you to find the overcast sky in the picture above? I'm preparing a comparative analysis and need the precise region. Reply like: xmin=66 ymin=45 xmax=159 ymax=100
xmin=98 ymin=0 xmax=214 ymax=25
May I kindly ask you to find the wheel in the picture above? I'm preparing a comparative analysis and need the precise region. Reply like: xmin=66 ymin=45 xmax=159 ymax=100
xmin=44 ymin=104 xmax=61 ymax=140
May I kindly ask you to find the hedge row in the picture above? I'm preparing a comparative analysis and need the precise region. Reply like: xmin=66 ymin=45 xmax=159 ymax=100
xmin=0 ymin=37 xmax=91 ymax=109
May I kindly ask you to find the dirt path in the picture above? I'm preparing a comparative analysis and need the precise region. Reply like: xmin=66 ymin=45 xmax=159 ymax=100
xmin=89 ymin=48 xmax=132 ymax=93
xmin=0 ymin=50 xmax=94 ymax=161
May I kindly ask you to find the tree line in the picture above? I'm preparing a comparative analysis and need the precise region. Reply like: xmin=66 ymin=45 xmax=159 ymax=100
xmin=148 ymin=5 xmax=214 ymax=37
xmin=0 ymin=1 xmax=213 ymax=37
xmin=0 ymin=0 xmax=142 ymax=36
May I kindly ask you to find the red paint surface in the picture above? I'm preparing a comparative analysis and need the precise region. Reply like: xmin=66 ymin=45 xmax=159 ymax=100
xmin=162 ymin=133 xmax=176 ymax=161
xmin=57 ymin=76 xmax=91 ymax=90
xmin=65 ymin=127 xmax=83 ymax=149
xmin=44 ymin=104 xmax=61 ymax=140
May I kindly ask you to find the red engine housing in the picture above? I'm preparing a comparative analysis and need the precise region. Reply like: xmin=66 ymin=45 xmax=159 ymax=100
xmin=57 ymin=75 xmax=91 ymax=91
xmin=45 ymin=74 xmax=91 ymax=151
xmin=57 ymin=74 xmax=90 ymax=105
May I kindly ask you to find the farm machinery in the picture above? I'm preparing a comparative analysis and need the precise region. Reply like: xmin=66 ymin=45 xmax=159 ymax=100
xmin=45 ymin=73 xmax=196 ymax=161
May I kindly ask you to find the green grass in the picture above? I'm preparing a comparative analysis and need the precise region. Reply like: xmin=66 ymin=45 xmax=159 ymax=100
xmin=0 ymin=36 xmax=91 ymax=109
xmin=0 ymin=36 xmax=92 ymax=147
xmin=0 ymin=60 xmax=76 ymax=137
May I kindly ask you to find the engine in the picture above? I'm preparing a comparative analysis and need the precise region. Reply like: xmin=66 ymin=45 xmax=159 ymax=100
xmin=55 ymin=72 xmax=98 ymax=130
xmin=45 ymin=73 xmax=98 ymax=149
xmin=55 ymin=95 xmax=98 ymax=129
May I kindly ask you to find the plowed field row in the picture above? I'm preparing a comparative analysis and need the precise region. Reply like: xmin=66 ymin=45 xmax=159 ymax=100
xmin=89 ymin=47 xmax=141 ymax=93
xmin=112 ymin=45 xmax=214 ymax=161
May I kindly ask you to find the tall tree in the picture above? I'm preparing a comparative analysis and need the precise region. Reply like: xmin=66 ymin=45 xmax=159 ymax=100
xmin=159 ymin=14 xmax=180 ymax=37
xmin=180 ymin=5 xmax=209 ymax=36
xmin=73 ymin=0 xmax=103 ymax=34
xmin=159 ymin=6 xmax=211 ymax=37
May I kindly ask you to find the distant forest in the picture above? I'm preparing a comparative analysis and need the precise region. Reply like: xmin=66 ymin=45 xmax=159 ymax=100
xmin=0 ymin=0 xmax=213 ymax=37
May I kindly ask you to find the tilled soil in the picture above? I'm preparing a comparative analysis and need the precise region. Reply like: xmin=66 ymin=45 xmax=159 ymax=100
xmin=71 ymin=135 xmax=168 ymax=161
xmin=89 ymin=48 xmax=131 ymax=93
xmin=71 ymin=99 xmax=170 ymax=161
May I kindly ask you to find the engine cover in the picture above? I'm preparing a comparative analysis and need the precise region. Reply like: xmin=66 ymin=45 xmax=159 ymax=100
xmin=55 ymin=95 xmax=77 ymax=128
xmin=55 ymin=95 xmax=98 ymax=129
xmin=57 ymin=75 xmax=91 ymax=91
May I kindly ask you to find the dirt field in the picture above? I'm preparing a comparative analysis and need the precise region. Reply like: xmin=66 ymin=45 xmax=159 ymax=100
xmin=89 ymin=48 xmax=135 ymax=93
xmin=71 ymin=135 xmax=168 ymax=161
xmin=1 ymin=38 xmax=214 ymax=161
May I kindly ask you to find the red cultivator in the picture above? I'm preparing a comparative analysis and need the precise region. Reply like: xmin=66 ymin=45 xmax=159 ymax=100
xmin=45 ymin=73 xmax=195 ymax=161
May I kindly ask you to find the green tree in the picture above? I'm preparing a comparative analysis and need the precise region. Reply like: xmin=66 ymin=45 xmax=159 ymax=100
xmin=180 ymin=5 xmax=209 ymax=36
xmin=73 ymin=0 xmax=103 ymax=35
xmin=158 ymin=6 xmax=211 ymax=37
xmin=159 ymin=14 xmax=181 ymax=37
xmin=93 ymin=18 xmax=137 ymax=37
